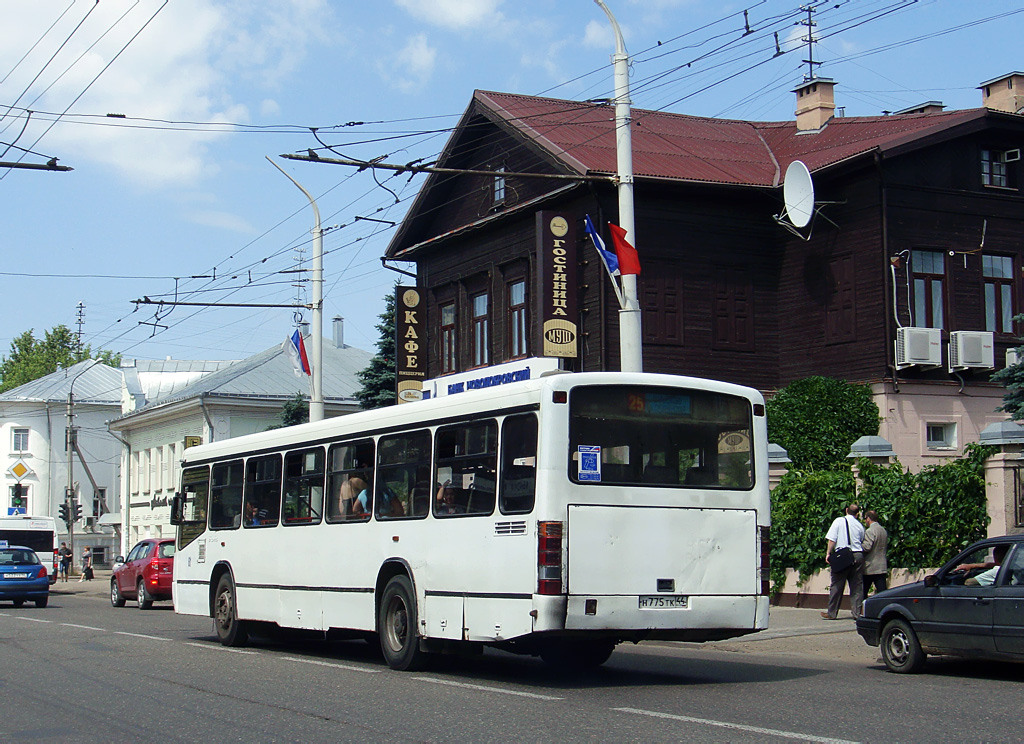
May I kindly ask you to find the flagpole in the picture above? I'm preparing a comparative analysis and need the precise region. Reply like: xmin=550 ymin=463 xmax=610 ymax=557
xmin=267 ymin=157 xmax=324 ymax=422
xmin=594 ymin=0 xmax=642 ymax=373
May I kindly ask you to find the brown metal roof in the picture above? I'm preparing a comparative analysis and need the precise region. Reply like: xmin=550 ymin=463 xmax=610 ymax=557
xmin=475 ymin=90 xmax=991 ymax=187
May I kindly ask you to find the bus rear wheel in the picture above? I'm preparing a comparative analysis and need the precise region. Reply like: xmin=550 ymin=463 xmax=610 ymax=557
xmin=540 ymin=638 xmax=616 ymax=670
xmin=378 ymin=575 xmax=428 ymax=671
xmin=214 ymin=574 xmax=249 ymax=647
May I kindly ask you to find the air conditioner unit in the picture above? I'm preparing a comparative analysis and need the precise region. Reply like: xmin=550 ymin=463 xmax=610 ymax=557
xmin=949 ymin=330 xmax=995 ymax=371
xmin=895 ymin=327 xmax=942 ymax=370
xmin=1007 ymin=347 xmax=1023 ymax=368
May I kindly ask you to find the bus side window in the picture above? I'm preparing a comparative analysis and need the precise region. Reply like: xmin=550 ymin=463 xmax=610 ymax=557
xmin=210 ymin=460 xmax=244 ymax=530
xmin=499 ymin=414 xmax=537 ymax=515
xmin=327 ymin=440 xmax=374 ymax=523
xmin=244 ymin=455 xmax=281 ymax=528
xmin=283 ymin=447 xmax=325 ymax=525
xmin=434 ymin=420 xmax=497 ymax=517
xmin=377 ymin=431 xmax=431 ymax=520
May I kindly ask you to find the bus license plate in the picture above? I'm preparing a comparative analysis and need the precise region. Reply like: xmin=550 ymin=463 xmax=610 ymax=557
xmin=639 ymin=595 xmax=687 ymax=609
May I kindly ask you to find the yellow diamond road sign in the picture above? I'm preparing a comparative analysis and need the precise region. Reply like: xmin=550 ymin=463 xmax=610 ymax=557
xmin=8 ymin=460 xmax=33 ymax=480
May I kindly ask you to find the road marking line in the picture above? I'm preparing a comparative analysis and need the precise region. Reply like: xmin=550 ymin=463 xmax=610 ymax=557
xmin=61 ymin=623 xmax=105 ymax=631
xmin=281 ymin=656 xmax=382 ymax=673
xmin=613 ymin=707 xmax=860 ymax=743
xmin=184 ymin=642 xmax=258 ymax=655
xmin=114 ymin=631 xmax=170 ymax=641
xmin=12 ymin=616 xmax=51 ymax=623
xmin=415 ymin=676 xmax=563 ymax=700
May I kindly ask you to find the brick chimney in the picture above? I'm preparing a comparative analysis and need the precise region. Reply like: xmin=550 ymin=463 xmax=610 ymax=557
xmin=793 ymin=77 xmax=836 ymax=131
xmin=979 ymin=72 xmax=1024 ymax=113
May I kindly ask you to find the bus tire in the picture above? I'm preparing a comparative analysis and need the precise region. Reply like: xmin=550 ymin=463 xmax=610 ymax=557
xmin=378 ymin=575 xmax=428 ymax=671
xmin=540 ymin=638 xmax=616 ymax=670
xmin=214 ymin=574 xmax=249 ymax=647
xmin=137 ymin=580 xmax=153 ymax=610
xmin=110 ymin=580 xmax=126 ymax=607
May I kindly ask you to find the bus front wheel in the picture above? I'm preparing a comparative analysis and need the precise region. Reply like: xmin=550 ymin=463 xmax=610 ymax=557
xmin=214 ymin=574 xmax=249 ymax=647
xmin=378 ymin=575 xmax=429 ymax=671
xmin=540 ymin=638 xmax=616 ymax=670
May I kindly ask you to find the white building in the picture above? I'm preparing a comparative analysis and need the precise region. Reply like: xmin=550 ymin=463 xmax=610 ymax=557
xmin=108 ymin=331 xmax=371 ymax=553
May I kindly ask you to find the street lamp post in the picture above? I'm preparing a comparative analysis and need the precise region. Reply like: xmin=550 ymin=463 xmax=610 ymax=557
xmin=594 ymin=0 xmax=643 ymax=373
xmin=267 ymin=157 xmax=324 ymax=422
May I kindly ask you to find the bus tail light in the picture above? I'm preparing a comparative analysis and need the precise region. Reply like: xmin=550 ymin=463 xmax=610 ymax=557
xmin=537 ymin=521 xmax=563 ymax=595
xmin=759 ymin=526 xmax=770 ymax=596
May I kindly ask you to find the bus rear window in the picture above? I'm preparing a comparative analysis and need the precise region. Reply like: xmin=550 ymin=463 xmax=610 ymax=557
xmin=568 ymin=385 xmax=754 ymax=489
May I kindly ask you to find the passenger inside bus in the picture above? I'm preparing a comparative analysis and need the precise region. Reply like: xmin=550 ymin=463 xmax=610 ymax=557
xmin=435 ymin=481 xmax=466 ymax=515
xmin=340 ymin=476 xmax=370 ymax=518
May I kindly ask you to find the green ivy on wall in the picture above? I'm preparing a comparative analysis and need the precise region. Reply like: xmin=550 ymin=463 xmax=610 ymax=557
xmin=768 ymin=445 xmax=994 ymax=593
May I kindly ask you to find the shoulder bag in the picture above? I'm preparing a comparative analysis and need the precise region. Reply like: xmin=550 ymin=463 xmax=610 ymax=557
xmin=830 ymin=517 xmax=855 ymax=573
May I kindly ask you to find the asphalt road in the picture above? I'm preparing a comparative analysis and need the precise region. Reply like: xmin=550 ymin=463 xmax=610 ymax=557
xmin=2 ymin=577 xmax=1021 ymax=742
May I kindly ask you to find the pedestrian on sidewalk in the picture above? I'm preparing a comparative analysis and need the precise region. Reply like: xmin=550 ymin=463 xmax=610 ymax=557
xmin=861 ymin=510 xmax=889 ymax=601
xmin=58 ymin=542 xmax=72 ymax=582
xmin=821 ymin=503 xmax=865 ymax=620
xmin=78 ymin=546 xmax=92 ymax=582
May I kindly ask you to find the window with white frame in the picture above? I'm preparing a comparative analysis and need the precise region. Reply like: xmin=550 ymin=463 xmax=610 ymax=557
xmin=509 ymin=280 xmax=527 ymax=358
xmin=12 ymin=427 xmax=29 ymax=452
xmin=926 ymin=422 xmax=957 ymax=450
xmin=472 ymin=292 xmax=489 ymax=367
xmin=912 ymin=249 xmax=945 ymax=329
xmin=981 ymin=149 xmax=1017 ymax=188
xmin=141 ymin=449 xmax=150 ymax=492
xmin=983 ymin=254 xmax=1015 ymax=335
xmin=493 ymin=165 xmax=506 ymax=205
xmin=166 ymin=443 xmax=177 ymax=490
xmin=92 ymin=487 xmax=106 ymax=522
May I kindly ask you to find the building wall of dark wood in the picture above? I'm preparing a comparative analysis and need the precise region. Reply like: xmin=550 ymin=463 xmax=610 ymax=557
xmin=405 ymin=120 xmax=1024 ymax=397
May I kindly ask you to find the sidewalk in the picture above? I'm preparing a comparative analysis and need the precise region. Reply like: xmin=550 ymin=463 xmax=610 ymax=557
xmin=50 ymin=569 xmax=112 ymax=596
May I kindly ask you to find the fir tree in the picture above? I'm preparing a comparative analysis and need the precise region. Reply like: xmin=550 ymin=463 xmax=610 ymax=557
xmin=993 ymin=328 xmax=1024 ymax=419
xmin=355 ymin=291 xmax=397 ymax=409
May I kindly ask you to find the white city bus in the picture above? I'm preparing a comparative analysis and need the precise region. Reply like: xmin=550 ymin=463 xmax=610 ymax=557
xmin=0 ymin=515 xmax=59 ymax=584
xmin=171 ymin=372 xmax=770 ymax=670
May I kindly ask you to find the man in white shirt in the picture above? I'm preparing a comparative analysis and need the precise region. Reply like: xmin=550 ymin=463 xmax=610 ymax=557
xmin=821 ymin=503 xmax=866 ymax=620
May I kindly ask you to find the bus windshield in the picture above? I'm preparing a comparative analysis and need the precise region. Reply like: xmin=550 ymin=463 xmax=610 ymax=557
xmin=569 ymin=384 xmax=754 ymax=489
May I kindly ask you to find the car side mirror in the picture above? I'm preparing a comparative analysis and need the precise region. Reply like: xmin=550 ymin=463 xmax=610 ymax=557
xmin=114 ymin=555 xmax=124 ymax=563
xmin=924 ymin=574 xmax=937 ymax=588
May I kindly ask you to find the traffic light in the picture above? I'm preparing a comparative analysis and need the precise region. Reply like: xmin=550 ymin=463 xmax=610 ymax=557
xmin=72 ymin=501 xmax=82 ymax=522
xmin=59 ymin=502 xmax=69 ymax=524
xmin=11 ymin=483 xmax=24 ymax=510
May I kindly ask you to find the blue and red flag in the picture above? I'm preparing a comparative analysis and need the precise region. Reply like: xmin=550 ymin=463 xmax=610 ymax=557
xmin=285 ymin=329 xmax=311 ymax=377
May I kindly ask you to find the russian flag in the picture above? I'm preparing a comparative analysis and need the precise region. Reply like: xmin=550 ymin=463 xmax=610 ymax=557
xmin=285 ymin=329 xmax=311 ymax=376
xmin=584 ymin=214 xmax=619 ymax=277
xmin=608 ymin=222 xmax=641 ymax=276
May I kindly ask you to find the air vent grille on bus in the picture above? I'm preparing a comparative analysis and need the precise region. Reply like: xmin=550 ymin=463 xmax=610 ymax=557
xmin=494 ymin=521 xmax=527 ymax=535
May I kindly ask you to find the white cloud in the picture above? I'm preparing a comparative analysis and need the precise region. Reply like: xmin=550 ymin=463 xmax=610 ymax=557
xmin=583 ymin=19 xmax=614 ymax=50
xmin=260 ymin=99 xmax=282 ymax=118
xmin=187 ymin=209 xmax=259 ymax=234
xmin=381 ymin=34 xmax=437 ymax=93
xmin=395 ymin=0 xmax=504 ymax=30
xmin=0 ymin=0 xmax=332 ymax=188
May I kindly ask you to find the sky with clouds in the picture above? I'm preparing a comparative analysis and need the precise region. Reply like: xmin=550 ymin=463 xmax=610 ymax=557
xmin=2 ymin=0 xmax=1022 ymax=365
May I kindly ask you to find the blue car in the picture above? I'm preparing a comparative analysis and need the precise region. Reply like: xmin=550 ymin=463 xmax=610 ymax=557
xmin=0 ymin=545 xmax=50 ymax=608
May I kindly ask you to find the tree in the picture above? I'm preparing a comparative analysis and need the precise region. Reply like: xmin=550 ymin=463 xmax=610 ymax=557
xmin=0 ymin=325 xmax=121 ymax=393
xmin=355 ymin=290 xmax=397 ymax=409
xmin=992 ymin=330 xmax=1024 ymax=418
xmin=766 ymin=376 xmax=880 ymax=470
xmin=266 ymin=392 xmax=309 ymax=430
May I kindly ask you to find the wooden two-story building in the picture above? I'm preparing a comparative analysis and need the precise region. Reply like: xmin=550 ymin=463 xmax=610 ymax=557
xmin=385 ymin=73 xmax=1024 ymax=471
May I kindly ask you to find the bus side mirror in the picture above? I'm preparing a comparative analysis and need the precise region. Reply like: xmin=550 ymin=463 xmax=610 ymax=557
xmin=170 ymin=493 xmax=184 ymax=526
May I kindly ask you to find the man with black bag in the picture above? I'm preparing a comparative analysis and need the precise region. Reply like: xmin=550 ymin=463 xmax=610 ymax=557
xmin=821 ymin=503 xmax=865 ymax=620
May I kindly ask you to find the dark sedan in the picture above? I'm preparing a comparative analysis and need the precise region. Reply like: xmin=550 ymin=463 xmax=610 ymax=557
xmin=0 ymin=545 xmax=49 ymax=607
xmin=857 ymin=535 xmax=1024 ymax=673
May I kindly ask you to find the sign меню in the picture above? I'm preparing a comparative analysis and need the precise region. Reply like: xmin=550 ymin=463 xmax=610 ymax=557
xmin=396 ymin=286 xmax=425 ymax=403
xmin=536 ymin=211 xmax=578 ymax=358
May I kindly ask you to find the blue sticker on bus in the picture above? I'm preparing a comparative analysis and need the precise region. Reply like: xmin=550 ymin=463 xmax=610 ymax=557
xmin=578 ymin=445 xmax=601 ymax=482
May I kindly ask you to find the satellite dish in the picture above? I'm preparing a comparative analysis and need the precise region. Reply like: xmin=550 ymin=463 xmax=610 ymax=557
xmin=782 ymin=160 xmax=815 ymax=228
